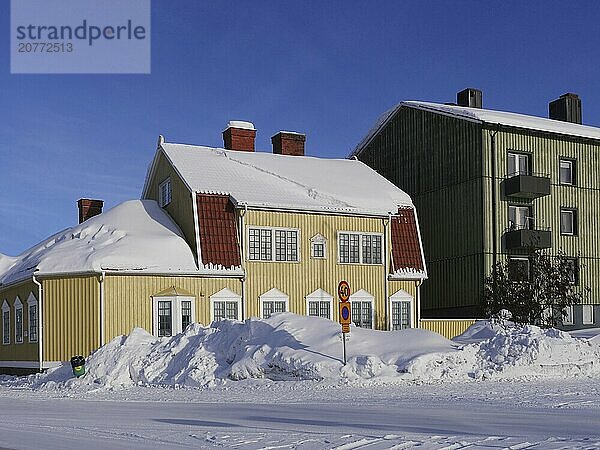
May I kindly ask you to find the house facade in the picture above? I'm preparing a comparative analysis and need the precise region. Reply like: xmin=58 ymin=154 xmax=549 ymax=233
xmin=353 ymin=89 xmax=600 ymax=329
xmin=0 ymin=122 xmax=426 ymax=373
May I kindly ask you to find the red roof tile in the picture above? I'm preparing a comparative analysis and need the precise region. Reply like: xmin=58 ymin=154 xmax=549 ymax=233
xmin=196 ymin=194 xmax=241 ymax=268
xmin=390 ymin=207 xmax=424 ymax=272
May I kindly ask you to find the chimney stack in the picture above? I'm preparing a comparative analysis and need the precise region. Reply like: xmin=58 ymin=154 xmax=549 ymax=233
xmin=271 ymin=131 xmax=306 ymax=156
xmin=222 ymin=121 xmax=256 ymax=152
xmin=77 ymin=199 xmax=103 ymax=223
xmin=549 ymin=93 xmax=582 ymax=124
xmin=457 ymin=88 xmax=483 ymax=108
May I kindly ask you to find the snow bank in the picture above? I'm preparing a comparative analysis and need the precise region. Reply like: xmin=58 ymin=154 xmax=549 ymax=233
xmin=0 ymin=200 xmax=200 ymax=284
xmin=11 ymin=315 xmax=600 ymax=391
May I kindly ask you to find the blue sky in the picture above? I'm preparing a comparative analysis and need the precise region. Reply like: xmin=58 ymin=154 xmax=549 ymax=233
xmin=1 ymin=1 xmax=600 ymax=256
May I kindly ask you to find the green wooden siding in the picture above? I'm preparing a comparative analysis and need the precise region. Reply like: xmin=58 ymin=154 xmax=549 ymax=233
xmin=358 ymin=107 xmax=484 ymax=316
xmin=0 ymin=281 xmax=39 ymax=362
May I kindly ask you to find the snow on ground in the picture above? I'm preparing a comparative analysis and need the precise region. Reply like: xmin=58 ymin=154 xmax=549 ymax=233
xmin=2 ymin=315 xmax=600 ymax=449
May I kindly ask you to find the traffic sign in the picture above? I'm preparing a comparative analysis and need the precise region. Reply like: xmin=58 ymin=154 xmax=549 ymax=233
xmin=339 ymin=302 xmax=351 ymax=326
xmin=338 ymin=280 xmax=350 ymax=302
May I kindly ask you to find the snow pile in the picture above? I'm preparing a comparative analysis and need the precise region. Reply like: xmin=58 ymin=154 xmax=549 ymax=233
xmin=14 ymin=314 xmax=600 ymax=391
xmin=407 ymin=322 xmax=600 ymax=381
xmin=0 ymin=200 xmax=201 ymax=285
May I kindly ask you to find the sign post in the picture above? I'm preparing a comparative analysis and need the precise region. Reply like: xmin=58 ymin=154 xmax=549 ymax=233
xmin=338 ymin=281 xmax=351 ymax=365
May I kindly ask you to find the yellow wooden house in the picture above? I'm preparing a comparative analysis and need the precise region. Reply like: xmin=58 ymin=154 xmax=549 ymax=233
xmin=0 ymin=121 xmax=426 ymax=373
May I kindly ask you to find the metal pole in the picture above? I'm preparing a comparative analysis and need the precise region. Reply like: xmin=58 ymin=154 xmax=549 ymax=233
xmin=342 ymin=332 xmax=347 ymax=365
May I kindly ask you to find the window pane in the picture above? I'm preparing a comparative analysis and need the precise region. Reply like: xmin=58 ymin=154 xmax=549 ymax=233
xmin=213 ymin=302 xmax=226 ymax=321
xmin=372 ymin=235 xmax=382 ymax=264
xmin=319 ymin=301 xmax=330 ymax=319
xmin=274 ymin=301 xmax=286 ymax=313
xmin=560 ymin=160 xmax=573 ymax=185
xmin=339 ymin=234 xmax=349 ymax=263
xmin=2 ymin=311 xmax=9 ymax=344
xmin=507 ymin=153 xmax=516 ymax=177
xmin=351 ymin=301 xmax=361 ymax=325
xmin=349 ymin=234 xmax=360 ymax=263
xmin=226 ymin=301 xmax=238 ymax=320
xmin=562 ymin=306 xmax=574 ymax=325
xmin=400 ymin=302 xmax=411 ymax=329
xmin=181 ymin=301 xmax=192 ymax=331
xmin=275 ymin=230 xmax=286 ymax=261
xmin=362 ymin=302 xmax=373 ymax=328
xmin=362 ymin=235 xmax=372 ymax=264
xmin=287 ymin=231 xmax=298 ymax=261
xmin=391 ymin=302 xmax=401 ymax=331
xmin=29 ymin=305 xmax=38 ymax=341
xmin=313 ymin=242 xmax=324 ymax=258
xmin=249 ymin=228 xmax=261 ymax=260
xmin=158 ymin=301 xmax=172 ymax=337
xmin=583 ymin=305 xmax=594 ymax=325
xmin=15 ymin=308 xmax=23 ymax=343
xmin=561 ymin=210 xmax=574 ymax=234
xmin=260 ymin=229 xmax=272 ymax=260
xmin=308 ymin=301 xmax=319 ymax=316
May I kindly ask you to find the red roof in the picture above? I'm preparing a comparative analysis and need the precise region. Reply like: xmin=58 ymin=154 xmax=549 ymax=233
xmin=390 ymin=207 xmax=424 ymax=273
xmin=196 ymin=194 xmax=241 ymax=268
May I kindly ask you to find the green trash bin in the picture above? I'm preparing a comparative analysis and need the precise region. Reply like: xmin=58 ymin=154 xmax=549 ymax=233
xmin=70 ymin=355 xmax=86 ymax=378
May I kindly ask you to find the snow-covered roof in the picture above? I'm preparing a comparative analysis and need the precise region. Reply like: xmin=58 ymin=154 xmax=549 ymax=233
xmin=0 ymin=200 xmax=240 ymax=286
xmin=156 ymin=143 xmax=413 ymax=216
xmin=353 ymin=100 xmax=600 ymax=156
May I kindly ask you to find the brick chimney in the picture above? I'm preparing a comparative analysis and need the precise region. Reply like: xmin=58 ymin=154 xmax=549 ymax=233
xmin=271 ymin=131 xmax=306 ymax=156
xmin=222 ymin=121 xmax=256 ymax=152
xmin=77 ymin=199 xmax=103 ymax=223
xmin=549 ymin=93 xmax=582 ymax=124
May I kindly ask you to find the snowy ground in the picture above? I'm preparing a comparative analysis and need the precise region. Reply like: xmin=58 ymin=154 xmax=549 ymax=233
xmin=1 ymin=378 xmax=599 ymax=449
xmin=2 ymin=315 xmax=600 ymax=449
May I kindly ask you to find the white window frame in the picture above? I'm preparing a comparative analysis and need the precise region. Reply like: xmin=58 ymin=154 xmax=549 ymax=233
xmin=158 ymin=178 xmax=172 ymax=208
xmin=2 ymin=300 xmax=10 ymax=345
xmin=559 ymin=158 xmax=575 ymax=185
xmin=349 ymin=289 xmax=375 ymax=329
xmin=210 ymin=288 xmax=242 ymax=322
xmin=562 ymin=305 xmax=574 ymax=326
xmin=151 ymin=294 xmax=196 ymax=337
xmin=259 ymin=288 xmax=289 ymax=319
xmin=27 ymin=293 xmax=38 ymax=343
xmin=247 ymin=226 xmax=301 ymax=263
xmin=582 ymin=305 xmax=594 ymax=325
xmin=507 ymin=152 xmax=531 ymax=177
xmin=306 ymin=289 xmax=333 ymax=320
xmin=560 ymin=208 xmax=577 ymax=236
xmin=14 ymin=297 xmax=23 ymax=344
xmin=310 ymin=234 xmax=327 ymax=259
xmin=389 ymin=289 xmax=413 ymax=330
xmin=337 ymin=231 xmax=384 ymax=265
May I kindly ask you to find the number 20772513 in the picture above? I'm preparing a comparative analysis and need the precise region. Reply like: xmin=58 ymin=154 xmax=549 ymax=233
xmin=17 ymin=42 xmax=73 ymax=52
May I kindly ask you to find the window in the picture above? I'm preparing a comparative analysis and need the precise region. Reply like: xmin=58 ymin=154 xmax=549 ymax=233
xmin=508 ymin=205 xmax=532 ymax=230
xmin=158 ymin=301 xmax=172 ymax=337
xmin=338 ymin=233 xmax=383 ymax=264
xmin=14 ymin=297 xmax=23 ymax=344
xmin=350 ymin=290 xmax=374 ymax=329
xmin=562 ymin=306 xmax=574 ymax=326
xmin=210 ymin=288 xmax=241 ymax=322
xmin=248 ymin=227 xmax=299 ymax=262
xmin=565 ymin=257 xmax=579 ymax=285
xmin=27 ymin=293 xmax=38 ymax=343
xmin=259 ymin=288 xmax=288 ymax=319
xmin=560 ymin=209 xmax=578 ymax=236
xmin=583 ymin=305 xmax=594 ymax=325
xmin=390 ymin=290 xmax=413 ymax=330
xmin=508 ymin=257 xmax=530 ymax=281
xmin=507 ymin=152 xmax=531 ymax=177
xmin=306 ymin=289 xmax=333 ymax=320
xmin=2 ymin=301 xmax=9 ymax=345
xmin=181 ymin=301 xmax=192 ymax=331
xmin=310 ymin=234 xmax=327 ymax=259
xmin=559 ymin=159 xmax=576 ymax=185
xmin=158 ymin=178 xmax=172 ymax=207
xmin=151 ymin=290 xmax=196 ymax=337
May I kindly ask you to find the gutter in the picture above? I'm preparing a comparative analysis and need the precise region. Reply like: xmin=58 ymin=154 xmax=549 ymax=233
xmin=383 ymin=213 xmax=391 ymax=330
xmin=31 ymin=273 xmax=43 ymax=373
xmin=239 ymin=203 xmax=248 ymax=320
xmin=99 ymin=271 xmax=105 ymax=346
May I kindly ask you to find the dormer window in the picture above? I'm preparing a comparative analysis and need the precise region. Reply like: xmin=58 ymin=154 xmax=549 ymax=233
xmin=159 ymin=178 xmax=172 ymax=207
xmin=310 ymin=234 xmax=327 ymax=259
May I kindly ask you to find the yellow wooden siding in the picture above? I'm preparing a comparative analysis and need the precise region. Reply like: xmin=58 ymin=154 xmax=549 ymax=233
xmin=144 ymin=150 xmax=197 ymax=259
xmin=42 ymin=276 xmax=99 ymax=362
xmin=243 ymin=210 xmax=420 ymax=330
xmin=0 ymin=281 xmax=38 ymax=362
xmin=482 ymin=129 xmax=600 ymax=305
xmin=420 ymin=319 xmax=477 ymax=339
xmin=103 ymin=275 xmax=242 ymax=341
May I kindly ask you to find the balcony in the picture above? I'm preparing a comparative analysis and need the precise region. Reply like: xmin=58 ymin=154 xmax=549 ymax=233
xmin=503 ymin=172 xmax=551 ymax=199
xmin=504 ymin=223 xmax=552 ymax=250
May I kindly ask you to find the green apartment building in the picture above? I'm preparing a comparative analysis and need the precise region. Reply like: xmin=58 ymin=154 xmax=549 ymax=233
xmin=353 ymin=89 xmax=600 ymax=329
